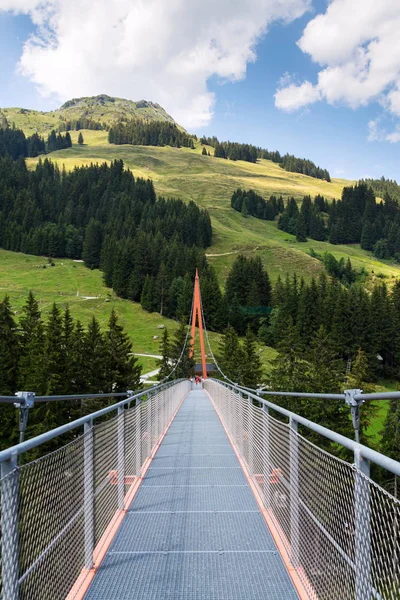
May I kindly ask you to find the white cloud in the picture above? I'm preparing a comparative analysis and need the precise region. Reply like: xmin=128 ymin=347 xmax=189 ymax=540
xmin=367 ymin=118 xmax=400 ymax=143
xmin=385 ymin=126 xmax=400 ymax=143
xmin=275 ymin=0 xmax=400 ymax=139
xmin=275 ymin=80 xmax=321 ymax=112
xmin=367 ymin=119 xmax=383 ymax=142
xmin=1 ymin=0 xmax=310 ymax=128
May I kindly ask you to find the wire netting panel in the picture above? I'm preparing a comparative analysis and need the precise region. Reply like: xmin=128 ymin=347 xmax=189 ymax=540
xmin=93 ymin=417 xmax=118 ymax=547
xmin=0 ymin=380 xmax=191 ymax=600
xmin=19 ymin=436 xmax=85 ymax=600
xmin=205 ymin=380 xmax=400 ymax=600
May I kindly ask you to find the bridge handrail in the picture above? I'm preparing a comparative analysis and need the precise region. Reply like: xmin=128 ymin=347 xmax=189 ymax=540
xmin=0 ymin=378 xmax=191 ymax=600
xmin=0 ymin=380 xmax=179 ymax=465
xmin=205 ymin=378 xmax=400 ymax=600
xmin=213 ymin=379 xmax=400 ymax=477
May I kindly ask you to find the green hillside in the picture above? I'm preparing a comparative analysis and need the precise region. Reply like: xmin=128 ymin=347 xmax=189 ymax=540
xmin=26 ymin=129 xmax=400 ymax=286
xmin=0 ymin=249 xmax=277 ymax=374
xmin=0 ymin=95 xmax=178 ymax=136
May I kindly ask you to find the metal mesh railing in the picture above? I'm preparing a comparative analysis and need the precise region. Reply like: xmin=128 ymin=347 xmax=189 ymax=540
xmin=205 ymin=379 xmax=400 ymax=600
xmin=0 ymin=380 xmax=190 ymax=600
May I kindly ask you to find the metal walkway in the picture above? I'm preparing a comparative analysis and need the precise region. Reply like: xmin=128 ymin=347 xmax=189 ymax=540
xmin=85 ymin=389 xmax=299 ymax=599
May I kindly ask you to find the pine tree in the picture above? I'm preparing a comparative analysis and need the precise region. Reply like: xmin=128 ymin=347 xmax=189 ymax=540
xmin=345 ymin=347 xmax=377 ymax=443
xmin=296 ymin=212 xmax=307 ymax=242
xmin=158 ymin=328 xmax=172 ymax=380
xmin=82 ymin=219 xmax=102 ymax=269
xmin=18 ymin=291 xmax=47 ymax=394
xmin=0 ymin=296 xmax=19 ymax=448
xmin=69 ymin=320 xmax=87 ymax=396
xmin=382 ymin=397 xmax=400 ymax=463
xmin=44 ymin=303 xmax=67 ymax=396
xmin=78 ymin=132 xmax=84 ymax=145
xmin=170 ymin=321 xmax=194 ymax=379
xmin=78 ymin=316 xmax=110 ymax=415
xmin=241 ymin=328 xmax=263 ymax=387
xmin=269 ymin=319 xmax=306 ymax=413
xmin=202 ymin=146 xmax=207 ymax=156
xmin=140 ymin=275 xmax=155 ymax=312
xmin=177 ymin=273 xmax=193 ymax=321
xmin=105 ymin=309 xmax=141 ymax=393
xmin=155 ymin=263 xmax=169 ymax=316
xmin=301 ymin=326 xmax=352 ymax=447
xmin=216 ymin=325 xmax=244 ymax=384
xmin=201 ymin=267 xmax=226 ymax=331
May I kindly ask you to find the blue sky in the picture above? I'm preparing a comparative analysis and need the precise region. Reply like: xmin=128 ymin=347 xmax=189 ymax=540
xmin=1 ymin=0 xmax=400 ymax=182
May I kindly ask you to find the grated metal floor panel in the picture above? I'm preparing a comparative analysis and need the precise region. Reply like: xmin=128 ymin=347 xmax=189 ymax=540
xmin=85 ymin=389 xmax=299 ymax=600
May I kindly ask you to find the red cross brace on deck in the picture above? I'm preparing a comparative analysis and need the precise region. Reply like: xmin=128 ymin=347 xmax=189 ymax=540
xmin=189 ymin=268 xmax=207 ymax=380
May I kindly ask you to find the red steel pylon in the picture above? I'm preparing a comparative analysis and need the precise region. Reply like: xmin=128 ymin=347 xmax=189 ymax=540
xmin=189 ymin=268 xmax=207 ymax=379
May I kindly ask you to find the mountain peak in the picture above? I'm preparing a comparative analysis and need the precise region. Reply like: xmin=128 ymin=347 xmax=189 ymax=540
xmin=0 ymin=95 xmax=179 ymax=135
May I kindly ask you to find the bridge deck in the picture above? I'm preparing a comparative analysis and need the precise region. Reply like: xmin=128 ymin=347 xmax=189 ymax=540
xmin=85 ymin=389 xmax=299 ymax=599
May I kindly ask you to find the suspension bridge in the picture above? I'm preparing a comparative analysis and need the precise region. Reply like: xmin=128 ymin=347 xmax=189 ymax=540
xmin=0 ymin=271 xmax=399 ymax=599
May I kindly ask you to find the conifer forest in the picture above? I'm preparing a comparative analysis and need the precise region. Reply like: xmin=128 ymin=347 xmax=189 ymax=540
xmin=0 ymin=121 xmax=399 ymax=468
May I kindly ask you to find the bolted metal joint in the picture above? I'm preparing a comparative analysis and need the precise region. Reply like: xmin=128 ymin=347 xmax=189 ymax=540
xmin=14 ymin=391 xmax=35 ymax=410
xmin=14 ymin=391 xmax=36 ymax=443
xmin=344 ymin=389 xmax=363 ymax=443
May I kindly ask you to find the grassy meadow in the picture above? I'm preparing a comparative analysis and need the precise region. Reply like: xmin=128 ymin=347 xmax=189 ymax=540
xmin=0 ymin=249 xmax=277 ymax=374
xmin=26 ymin=130 xmax=400 ymax=287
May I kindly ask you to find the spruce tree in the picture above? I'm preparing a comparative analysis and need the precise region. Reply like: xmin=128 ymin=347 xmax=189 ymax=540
xmin=170 ymin=321 xmax=194 ymax=379
xmin=78 ymin=132 xmax=84 ymax=145
xmin=141 ymin=275 xmax=155 ymax=312
xmin=84 ymin=316 xmax=108 ymax=395
xmin=0 ymin=296 xmax=19 ymax=448
xmin=382 ymin=398 xmax=400 ymax=463
xmin=82 ymin=219 xmax=102 ymax=269
xmin=345 ymin=347 xmax=377 ymax=443
xmin=44 ymin=303 xmax=67 ymax=396
xmin=241 ymin=328 xmax=263 ymax=387
xmin=158 ymin=328 xmax=172 ymax=380
xmin=155 ymin=263 xmax=169 ymax=316
xmin=269 ymin=319 xmax=307 ymax=412
xmin=177 ymin=273 xmax=193 ymax=322
xmin=202 ymin=146 xmax=207 ymax=156
xmin=201 ymin=267 xmax=226 ymax=331
xmin=296 ymin=212 xmax=307 ymax=242
xmin=216 ymin=325 xmax=244 ymax=384
xmin=105 ymin=309 xmax=141 ymax=393
xmin=18 ymin=291 xmax=47 ymax=394
xmin=69 ymin=320 xmax=87 ymax=396
xmin=302 ymin=326 xmax=352 ymax=447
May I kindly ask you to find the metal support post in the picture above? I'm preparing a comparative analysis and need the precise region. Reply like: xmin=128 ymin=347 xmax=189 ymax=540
xmin=84 ymin=419 xmax=94 ymax=569
xmin=1 ymin=455 xmax=19 ymax=600
xmin=289 ymin=416 xmax=300 ymax=568
xmin=147 ymin=392 xmax=152 ymax=457
xmin=135 ymin=397 xmax=142 ymax=475
xmin=354 ymin=449 xmax=372 ymax=600
xmin=154 ymin=393 xmax=159 ymax=443
xmin=263 ymin=405 xmax=271 ymax=508
xmin=238 ymin=391 xmax=244 ymax=456
xmin=15 ymin=391 xmax=35 ymax=445
xmin=248 ymin=397 xmax=255 ymax=475
xmin=117 ymin=406 xmax=125 ymax=510
xmin=344 ymin=389 xmax=363 ymax=444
